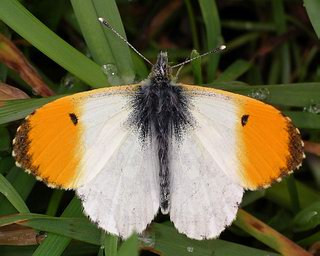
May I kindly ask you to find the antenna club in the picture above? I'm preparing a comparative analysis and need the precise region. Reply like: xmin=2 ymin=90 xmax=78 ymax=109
xmin=98 ymin=17 xmax=112 ymax=28
xmin=220 ymin=45 xmax=226 ymax=50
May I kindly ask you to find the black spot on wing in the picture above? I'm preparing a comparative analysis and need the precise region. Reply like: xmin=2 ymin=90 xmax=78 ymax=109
xmin=241 ymin=114 xmax=249 ymax=126
xmin=69 ymin=113 xmax=78 ymax=125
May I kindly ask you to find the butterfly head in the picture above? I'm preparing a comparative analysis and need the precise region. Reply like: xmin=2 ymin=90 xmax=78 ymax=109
xmin=149 ymin=51 xmax=172 ymax=84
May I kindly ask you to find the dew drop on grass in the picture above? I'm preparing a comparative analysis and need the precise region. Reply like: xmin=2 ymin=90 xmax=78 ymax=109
xmin=139 ymin=232 xmax=155 ymax=247
xmin=36 ymin=231 xmax=47 ymax=244
xmin=102 ymin=64 xmax=117 ymax=77
xmin=303 ymin=103 xmax=320 ymax=114
xmin=61 ymin=74 xmax=76 ymax=89
xmin=102 ymin=63 xmax=122 ymax=85
xmin=248 ymin=88 xmax=270 ymax=100
xmin=187 ymin=246 xmax=194 ymax=253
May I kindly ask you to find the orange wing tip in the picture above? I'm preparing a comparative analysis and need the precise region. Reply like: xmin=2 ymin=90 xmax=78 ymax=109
xmin=246 ymin=121 xmax=304 ymax=190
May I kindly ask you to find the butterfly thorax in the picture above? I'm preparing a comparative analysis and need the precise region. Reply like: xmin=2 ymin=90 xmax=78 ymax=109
xmin=130 ymin=52 xmax=193 ymax=214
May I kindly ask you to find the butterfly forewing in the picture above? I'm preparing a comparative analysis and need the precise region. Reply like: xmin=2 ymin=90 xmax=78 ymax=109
xmin=181 ymin=84 xmax=304 ymax=190
xmin=13 ymin=85 xmax=139 ymax=189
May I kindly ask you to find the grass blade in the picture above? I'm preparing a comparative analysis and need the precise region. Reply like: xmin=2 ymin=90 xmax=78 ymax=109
xmin=0 ymin=0 xmax=108 ymax=87
xmin=0 ymin=167 xmax=35 ymax=215
xmin=198 ymin=0 xmax=222 ymax=82
xmin=210 ymin=82 xmax=320 ymax=107
xmin=102 ymin=232 xmax=118 ymax=256
xmin=32 ymin=197 xmax=84 ymax=256
xmin=265 ymin=180 xmax=320 ymax=210
xmin=71 ymin=0 xmax=135 ymax=84
xmin=0 ymin=96 xmax=62 ymax=124
xmin=190 ymin=50 xmax=202 ymax=84
xmin=304 ymin=0 xmax=320 ymax=38
xmin=234 ymin=209 xmax=311 ymax=256
xmin=117 ymin=234 xmax=138 ymax=256
xmin=214 ymin=59 xmax=252 ymax=82
xmin=151 ymin=223 xmax=279 ymax=256
xmin=272 ymin=0 xmax=290 ymax=83
xmin=0 ymin=173 xmax=29 ymax=213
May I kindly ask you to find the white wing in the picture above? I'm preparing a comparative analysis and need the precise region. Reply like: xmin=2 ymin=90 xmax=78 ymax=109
xmin=169 ymin=131 xmax=243 ymax=240
xmin=76 ymin=132 xmax=160 ymax=238
xmin=74 ymin=92 xmax=133 ymax=186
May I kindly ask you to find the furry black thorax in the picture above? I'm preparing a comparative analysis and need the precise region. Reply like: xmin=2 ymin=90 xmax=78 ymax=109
xmin=130 ymin=52 xmax=193 ymax=214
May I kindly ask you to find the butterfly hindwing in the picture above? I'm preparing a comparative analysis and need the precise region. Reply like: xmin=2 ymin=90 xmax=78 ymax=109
xmin=169 ymin=132 xmax=243 ymax=240
xmin=13 ymin=85 xmax=139 ymax=189
xmin=77 ymin=132 xmax=160 ymax=238
xmin=181 ymin=84 xmax=304 ymax=190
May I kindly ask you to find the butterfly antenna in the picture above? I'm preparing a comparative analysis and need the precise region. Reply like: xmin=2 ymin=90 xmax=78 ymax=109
xmin=98 ymin=18 xmax=153 ymax=66
xmin=171 ymin=45 xmax=226 ymax=69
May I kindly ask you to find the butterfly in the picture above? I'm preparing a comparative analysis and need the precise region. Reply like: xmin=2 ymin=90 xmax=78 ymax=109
xmin=12 ymin=49 xmax=304 ymax=240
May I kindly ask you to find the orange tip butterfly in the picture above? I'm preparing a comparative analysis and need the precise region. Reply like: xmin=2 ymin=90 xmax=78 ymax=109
xmin=12 ymin=18 xmax=304 ymax=240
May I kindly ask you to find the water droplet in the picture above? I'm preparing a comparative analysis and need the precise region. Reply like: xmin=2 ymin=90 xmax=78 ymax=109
xmin=61 ymin=74 xmax=76 ymax=89
xmin=303 ymin=103 xmax=320 ymax=114
xmin=138 ymin=232 xmax=155 ymax=247
xmin=187 ymin=246 xmax=194 ymax=253
xmin=102 ymin=64 xmax=118 ymax=76
xmin=248 ymin=88 xmax=270 ymax=100
xmin=36 ymin=231 xmax=47 ymax=244
xmin=102 ymin=64 xmax=121 ymax=85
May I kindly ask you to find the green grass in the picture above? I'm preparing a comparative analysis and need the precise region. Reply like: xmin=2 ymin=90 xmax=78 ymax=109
xmin=0 ymin=0 xmax=320 ymax=255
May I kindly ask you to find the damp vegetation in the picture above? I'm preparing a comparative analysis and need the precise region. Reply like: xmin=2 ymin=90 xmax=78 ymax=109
xmin=0 ymin=0 xmax=320 ymax=256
